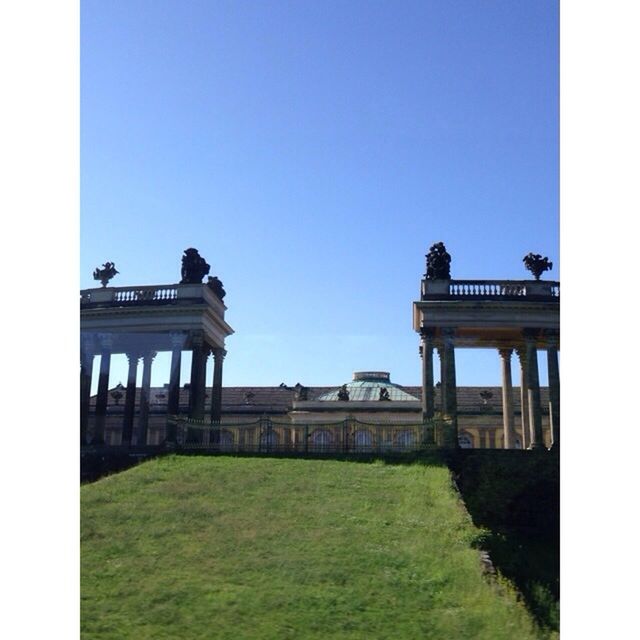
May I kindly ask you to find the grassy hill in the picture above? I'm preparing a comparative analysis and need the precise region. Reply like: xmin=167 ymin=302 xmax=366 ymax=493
xmin=81 ymin=455 xmax=551 ymax=639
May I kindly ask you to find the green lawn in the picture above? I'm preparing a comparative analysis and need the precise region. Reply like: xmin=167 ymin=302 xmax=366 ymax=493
xmin=81 ymin=455 xmax=549 ymax=639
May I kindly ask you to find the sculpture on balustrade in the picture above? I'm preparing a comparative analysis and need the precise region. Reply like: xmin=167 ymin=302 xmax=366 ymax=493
xmin=93 ymin=262 xmax=119 ymax=287
xmin=180 ymin=248 xmax=211 ymax=284
xmin=379 ymin=387 xmax=391 ymax=401
xmin=425 ymin=242 xmax=451 ymax=279
xmin=207 ymin=276 xmax=226 ymax=300
xmin=337 ymin=384 xmax=350 ymax=401
xmin=523 ymin=253 xmax=553 ymax=280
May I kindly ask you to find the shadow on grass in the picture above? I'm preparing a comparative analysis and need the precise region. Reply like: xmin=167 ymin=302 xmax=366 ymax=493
xmin=441 ymin=449 xmax=559 ymax=634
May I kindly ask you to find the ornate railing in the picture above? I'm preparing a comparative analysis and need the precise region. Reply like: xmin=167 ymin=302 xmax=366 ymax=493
xmin=421 ymin=279 xmax=559 ymax=300
xmin=113 ymin=286 xmax=178 ymax=303
xmin=81 ymin=284 xmax=182 ymax=305
xmin=158 ymin=416 xmax=452 ymax=454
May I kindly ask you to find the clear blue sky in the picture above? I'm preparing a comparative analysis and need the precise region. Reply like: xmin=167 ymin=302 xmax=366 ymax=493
xmin=81 ymin=0 xmax=558 ymax=389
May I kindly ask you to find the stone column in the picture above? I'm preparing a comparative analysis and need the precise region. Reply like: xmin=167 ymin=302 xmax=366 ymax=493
xmin=435 ymin=347 xmax=445 ymax=446
xmin=166 ymin=333 xmax=184 ymax=443
xmin=122 ymin=351 xmax=140 ymax=446
xmin=188 ymin=332 xmax=209 ymax=442
xmin=441 ymin=328 xmax=458 ymax=447
xmin=546 ymin=333 xmax=560 ymax=449
xmin=210 ymin=348 xmax=226 ymax=423
xmin=80 ymin=336 xmax=95 ymax=445
xmin=516 ymin=347 xmax=530 ymax=449
xmin=420 ymin=329 xmax=435 ymax=421
xmin=137 ymin=351 xmax=156 ymax=445
xmin=436 ymin=347 xmax=445 ymax=414
xmin=524 ymin=330 xmax=544 ymax=449
xmin=499 ymin=348 xmax=516 ymax=449
xmin=93 ymin=334 xmax=113 ymax=445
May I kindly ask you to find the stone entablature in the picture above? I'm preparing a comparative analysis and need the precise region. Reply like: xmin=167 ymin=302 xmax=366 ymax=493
xmin=81 ymin=283 xmax=233 ymax=353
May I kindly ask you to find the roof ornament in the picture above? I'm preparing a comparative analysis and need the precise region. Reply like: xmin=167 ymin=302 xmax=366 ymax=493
xmin=523 ymin=253 xmax=553 ymax=280
xmin=180 ymin=248 xmax=210 ymax=284
xmin=110 ymin=383 xmax=125 ymax=404
xmin=337 ymin=384 xmax=350 ymax=401
xmin=93 ymin=262 xmax=119 ymax=287
xmin=379 ymin=387 xmax=391 ymax=401
xmin=294 ymin=383 xmax=308 ymax=401
xmin=207 ymin=276 xmax=226 ymax=300
xmin=425 ymin=242 xmax=451 ymax=280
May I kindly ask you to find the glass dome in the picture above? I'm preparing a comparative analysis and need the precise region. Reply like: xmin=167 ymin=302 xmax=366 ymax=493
xmin=317 ymin=372 xmax=419 ymax=401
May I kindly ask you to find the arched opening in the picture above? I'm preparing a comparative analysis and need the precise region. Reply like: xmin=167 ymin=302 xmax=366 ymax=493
xmin=458 ymin=432 xmax=473 ymax=449
xmin=395 ymin=430 xmax=415 ymax=449
xmin=310 ymin=429 xmax=333 ymax=452
xmin=353 ymin=429 xmax=373 ymax=451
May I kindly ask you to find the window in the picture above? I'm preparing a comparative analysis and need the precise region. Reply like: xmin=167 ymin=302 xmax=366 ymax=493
xmin=353 ymin=430 xmax=373 ymax=451
xmin=458 ymin=433 xmax=473 ymax=449
xmin=311 ymin=429 xmax=333 ymax=451
xmin=395 ymin=430 xmax=415 ymax=449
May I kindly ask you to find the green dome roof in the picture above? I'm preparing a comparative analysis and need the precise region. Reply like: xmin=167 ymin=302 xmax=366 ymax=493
xmin=317 ymin=372 xmax=419 ymax=402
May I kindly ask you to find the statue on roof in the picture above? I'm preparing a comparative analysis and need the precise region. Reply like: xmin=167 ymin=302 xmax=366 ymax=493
xmin=337 ymin=384 xmax=350 ymax=401
xmin=523 ymin=253 xmax=553 ymax=280
xmin=379 ymin=387 xmax=391 ymax=401
xmin=294 ymin=383 xmax=308 ymax=401
xmin=425 ymin=242 xmax=451 ymax=279
xmin=180 ymin=248 xmax=210 ymax=284
xmin=207 ymin=276 xmax=226 ymax=300
xmin=93 ymin=262 xmax=119 ymax=287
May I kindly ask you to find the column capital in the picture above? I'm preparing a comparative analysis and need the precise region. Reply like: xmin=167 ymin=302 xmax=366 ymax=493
xmin=81 ymin=334 xmax=96 ymax=356
xmin=542 ymin=329 xmax=560 ymax=349
xmin=498 ymin=348 xmax=513 ymax=360
xmin=522 ymin=328 xmax=540 ymax=343
xmin=515 ymin=346 xmax=527 ymax=363
xmin=213 ymin=347 xmax=227 ymax=360
xmin=420 ymin=327 xmax=435 ymax=340
xmin=142 ymin=350 xmax=158 ymax=363
xmin=170 ymin=331 xmax=186 ymax=349
xmin=190 ymin=330 xmax=205 ymax=347
xmin=97 ymin=333 xmax=113 ymax=351
xmin=126 ymin=351 xmax=142 ymax=365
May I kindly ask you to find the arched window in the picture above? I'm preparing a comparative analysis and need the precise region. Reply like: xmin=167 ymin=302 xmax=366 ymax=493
xmin=353 ymin=430 xmax=373 ymax=451
xmin=311 ymin=429 xmax=333 ymax=451
xmin=260 ymin=431 xmax=278 ymax=450
xmin=211 ymin=429 xmax=233 ymax=451
xmin=458 ymin=433 xmax=473 ymax=449
xmin=395 ymin=430 xmax=415 ymax=449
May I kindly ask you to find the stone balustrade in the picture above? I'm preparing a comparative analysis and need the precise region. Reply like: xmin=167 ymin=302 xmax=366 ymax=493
xmin=80 ymin=283 xmax=224 ymax=306
xmin=421 ymin=279 xmax=560 ymax=300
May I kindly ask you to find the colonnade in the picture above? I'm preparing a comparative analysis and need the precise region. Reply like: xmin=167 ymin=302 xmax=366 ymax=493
xmin=419 ymin=328 xmax=560 ymax=449
xmin=80 ymin=330 xmax=227 ymax=446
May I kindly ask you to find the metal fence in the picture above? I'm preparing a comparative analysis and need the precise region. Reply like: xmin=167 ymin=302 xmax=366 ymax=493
xmin=165 ymin=416 xmax=453 ymax=454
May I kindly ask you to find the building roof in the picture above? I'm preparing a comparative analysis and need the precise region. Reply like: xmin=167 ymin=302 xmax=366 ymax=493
xmin=92 ymin=383 xmax=549 ymax=414
xmin=316 ymin=372 xmax=419 ymax=401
